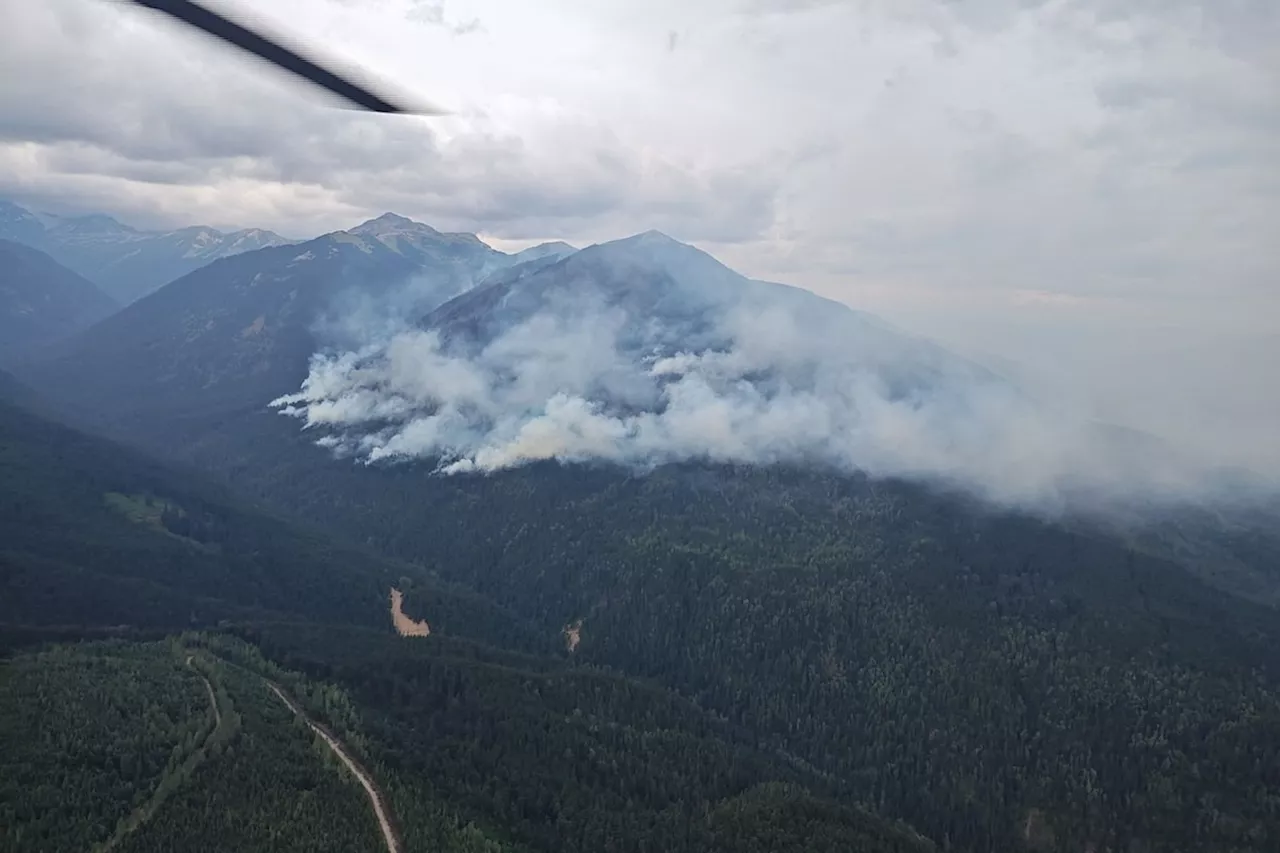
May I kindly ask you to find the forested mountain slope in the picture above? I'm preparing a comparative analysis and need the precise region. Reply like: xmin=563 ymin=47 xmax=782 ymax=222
xmin=0 ymin=558 xmax=935 ymax=853
xmin=13 ymin=234 xmax=417 ymax=430
xmin=10 ymin=370 xmax=1277 ymax=850
xmin=0 ymin=239 xmax=117 ymax=359
xmin=178 ymin=443 xmax=1280 ymax=852
xmin=0 ymin=395 xmax=542 ymax=650
xmin=14 ymin=213 xmax=543 ymax=438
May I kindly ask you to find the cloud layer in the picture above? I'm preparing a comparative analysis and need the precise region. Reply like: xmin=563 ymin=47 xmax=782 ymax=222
xmin=0 ymin=0 xmax=774 ymax=241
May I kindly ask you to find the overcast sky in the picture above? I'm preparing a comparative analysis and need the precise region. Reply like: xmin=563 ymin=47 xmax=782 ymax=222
xmin=0 ymin=0 xmax=1276 ymax=468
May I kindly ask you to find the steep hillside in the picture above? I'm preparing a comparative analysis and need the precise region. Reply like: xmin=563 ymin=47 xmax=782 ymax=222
xmin=0 ymin=396 xmax=543 ymax=650
xmin=16 ymin=232 xmax=414 ymax=434
xmin=0 ymin=198 xmax=290 ymax=304
xmin=0 ymin=239 xmax=117 ymax=358
xmin=15 ymin=216 xmax=527 ymax=446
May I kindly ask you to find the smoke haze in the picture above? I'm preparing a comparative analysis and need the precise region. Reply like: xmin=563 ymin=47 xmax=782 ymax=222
xmin=269 ymin=233 xmax=1263 ymax=513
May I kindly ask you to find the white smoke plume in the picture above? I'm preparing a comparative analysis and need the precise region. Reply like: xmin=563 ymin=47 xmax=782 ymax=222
xmin=269 ymin=238 xmax=1233 ymax=512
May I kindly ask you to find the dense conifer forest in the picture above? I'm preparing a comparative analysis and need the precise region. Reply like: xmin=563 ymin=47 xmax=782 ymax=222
xmin=3 ymin=381 xmax=1280 ymax=852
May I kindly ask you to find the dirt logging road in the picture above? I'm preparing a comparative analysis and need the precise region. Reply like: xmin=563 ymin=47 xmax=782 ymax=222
xmin=266 ymin=682 xmax=403 ymax=853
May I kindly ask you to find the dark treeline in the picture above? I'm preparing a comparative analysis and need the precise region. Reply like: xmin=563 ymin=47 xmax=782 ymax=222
xmin=213 ymin=626 xmax=935 ymax=853
xmin=0 ymin=638 xmax=389 ymax=853
xmin=0 ymin=398 xmax=548 ymax=654
xmin=3 ymin=633 xmax=933 ymax=853
xmin=114 ymin=653 xmax=384 ymax=853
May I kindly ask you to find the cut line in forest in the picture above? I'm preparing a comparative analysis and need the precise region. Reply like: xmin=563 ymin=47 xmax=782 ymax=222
xmin=95 ymin=653 xmax=228 ymax=852
xmin=188 ymin=654 xmax=221 ymax=727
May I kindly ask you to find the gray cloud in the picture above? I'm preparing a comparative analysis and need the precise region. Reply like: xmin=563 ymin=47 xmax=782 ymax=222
xmin=0 ymin=0 xmax=775 ymax=240
xmin=721 ymin=0 xmax=1277 ymax=289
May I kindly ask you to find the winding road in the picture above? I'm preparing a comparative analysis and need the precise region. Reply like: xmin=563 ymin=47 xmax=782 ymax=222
xmin=266 ymin=681 xmax=403 ymax=853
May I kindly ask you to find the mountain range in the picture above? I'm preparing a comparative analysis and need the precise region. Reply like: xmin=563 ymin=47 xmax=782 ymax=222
xmin=4 ymin=202 xmax=1280 ymax=853
xmin=12 ymin=205 xmax=1277 ymax=587
xmin=13 ymin=206 xmax=1213 ymax=512
xmin=15 ymin=212 xmax=580 ymax=445
xmin=0 ymin=198 xmax=290 ymax=304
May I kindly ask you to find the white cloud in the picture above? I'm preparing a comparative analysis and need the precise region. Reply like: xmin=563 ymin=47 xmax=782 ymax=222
xmin=0 ymin=0 xmax=775 ymax=242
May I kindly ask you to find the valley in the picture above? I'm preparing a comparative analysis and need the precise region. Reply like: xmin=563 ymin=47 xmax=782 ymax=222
xmin=1 ymin=206 xmax=1278 ymax=853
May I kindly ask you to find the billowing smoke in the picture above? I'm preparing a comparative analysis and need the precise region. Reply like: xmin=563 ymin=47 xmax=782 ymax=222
xmin=269 ymin=235 xmax=1230 ymax=511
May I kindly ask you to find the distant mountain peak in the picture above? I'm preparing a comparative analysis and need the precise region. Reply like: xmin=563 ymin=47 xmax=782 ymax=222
xmin=575 ymin=229 xmax=737 ymax=290
xmin=509 ymin=241 xmax=577 ymax=265
xmin=348 ymin=212 xmax=496 ymax=258
xmin=632 ymin=229 xmax=679 ymax=243
xmin=601 ymin=230 xmax=704 ymax=258
xmin=352 ymin=212 xmax=440 ymax=236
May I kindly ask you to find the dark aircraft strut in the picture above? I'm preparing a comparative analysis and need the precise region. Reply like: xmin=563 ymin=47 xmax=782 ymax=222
xmin=126 ymin=0 xmax=436 ymax=114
